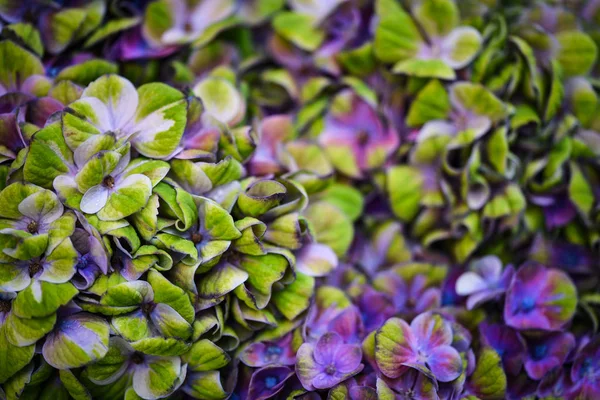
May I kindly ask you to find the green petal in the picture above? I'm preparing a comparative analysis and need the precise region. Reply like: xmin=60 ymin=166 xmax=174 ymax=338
xmin=59 ymin=369 xmax=92 ymax=400
xmin=467 ymin=348 xmax=506 ymax=400
xmin=304 ymin=201 xmax=353 ymax=257
xmin=263 ymin=213 xmax=308 ymax=250
xmin=148 ymin=269 xmax=195 ymax=324
xmin=197 ymin=197 xmax=241 ymax=240
xmin=272 ymin=12 xmax=325 ymax=52
xmin=13 ymin=281 xmax=78 ymax=318
xmin=6 ymin=311 xmax=57 ymax=346
xmin=183 ymin=371 xmax=228 ymax=400
xmin=413 ymin=0 xmax=458 ymax=38
xmin=406 ymin=79 xmax=450 ymax=127
xmin=236 ymin=180 xmax=287 ymax=217
xmin=0 ymin=40 xmax=44 ymax=89
xmin=130 ymin=337 xmax=189 ymax=356
xmin=3 ymin=23 xmax=43 ymax=56
xmin=392 ymin=58 xmax=456 ymax=80
xmin=56 ymin=59 xmax=118 ymax=86
xmin=235 ymin=253 xmax=289 ymax=309
xmin=569 ymin=162 xmax=594 ymax=216
xmin=154 ymin=182 xmax=198 ymax=231
xmin=132 ymin=82 xmax=187 ymax=158
xmin=272 ymin=272 xmax=315 ymax=320
xmin=197 ymin=263 xmax=248 ymax=299
xmin=42 ymin=313 xmax=110 ymax=369
xmin=556 ymin=30 xmax=598 ymax=77
xmin=232 ymin=217 xmax=267 ymax=255
xmin=374 ymin=0 xmax=422 ymax=63
xmin=44 ymin=8 xmax=87 ymax=54
xmin=182 ymin=339 xmax=230 ymax=372
xmin=451 ymin=82 xmax=507 ymax=122
xmin=0 ymin=324 xmax=34 ymax=384
xmin=97 ymin=175 xmax=152 ymax=221
xmin=193 ymin=77 xmax=245 ymax=126
xmin=24 ymin=122 xmax=72 ymax=189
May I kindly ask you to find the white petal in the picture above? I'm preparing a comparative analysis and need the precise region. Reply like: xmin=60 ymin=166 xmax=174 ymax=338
xmin=80 ymin=185 xmax=109 ymax=214
xmin=418 ymin=120 xmax=457 ymax=142
xmin=455 ymin=271 xmax=487 ymax=296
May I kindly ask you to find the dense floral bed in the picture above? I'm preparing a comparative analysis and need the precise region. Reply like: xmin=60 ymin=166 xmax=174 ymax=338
xmin=0 ymin=0 xmax=599 ymax=399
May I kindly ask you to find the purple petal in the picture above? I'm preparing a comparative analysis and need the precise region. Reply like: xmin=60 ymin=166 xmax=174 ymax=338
xmin=314 ymin=332 xmax=344 ymax=366
xmin=247 ymin=365 xmax=294 ymax=400
xmin=427 ymin=345 xmax=463 ymax=382
xmin=335 ymin=344 xmax=362 ymax=373
xmin=411 ymin=312 xmax=453 ymax=352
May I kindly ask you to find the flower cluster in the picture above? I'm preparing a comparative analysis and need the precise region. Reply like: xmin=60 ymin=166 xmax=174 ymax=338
xmin=0 ymin=0 xmax=599 ymax=399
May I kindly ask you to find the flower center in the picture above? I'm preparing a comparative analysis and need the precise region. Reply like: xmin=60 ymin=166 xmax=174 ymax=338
xmin=325 ymin=364 xmax=336 ymax=375
xmin=265 ymin=345 xmax=282 ymax=361
xmin=532 ymin=344 xmax=547 ymax=360
xmin=581 ymin=357 xmax=595 ymax=378
xmin=264 ymin=376 xmax=278 ymax=389
xmin=357 ymin=130 xmax=370 ymax=145
xmin=521 ymin=297 xmax=536 ymax=313
xmin=27 ymin=221 xmax=39 ymax=234
xmin=77 ymin=254 xmax=89 ymax=269
xmin=0 ymin=300 xmax=11 ymax=313
xmin=103 ymin=175 xmax=115 ymax=189
xmin=29 ymin=261 xmax=42 ymax=277
xmin=141 ymin=302 xmax=156 ymax=314
xmin=131 ymin=351 xmax=145 ymax=364
xmin=191 ymin=232 xmax=204 ymax=244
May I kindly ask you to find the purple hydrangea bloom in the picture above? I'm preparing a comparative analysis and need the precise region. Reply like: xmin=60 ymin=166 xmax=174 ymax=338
xmin=296 ymin=332 xmax=364 ymax=390
xmin=479 ymin=322 xmax=526 ymax=376
xmin=375 ymin=312 xmax=463 ymax=383
xmin=319 ymin=90 xmax=399 ymax=179
xmin=524 ymin=332 xmax=575 ymax=380
xmin=376 ymin=271 xmax=441 ymax=318
xmin=248 ymin=365 xmax=295 ymax=400
xmin=504 ymin=263 xmax=577 ymax=331
xmin=568 ymin=337 xmax=600 ymax=399
xmin=240 ymin=332 xmax=296 ymax=367
xmin=455 ymin=255 xmax=515 ymax=310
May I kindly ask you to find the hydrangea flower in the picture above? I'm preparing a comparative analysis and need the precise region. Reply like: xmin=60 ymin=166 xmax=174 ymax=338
xmin=374 ymin=0 xmax=482 ymax=79
xmin=375 ymin=312 xmax=462 ymax=382
xmin=523 ymin=332 xmax=575 ymax=380
xmin=568 ymin=336 xmax=600 ymax=398
xmin=456 ymin=255 xmax=515 ymax=310
xmin=319 ymin=90 xmax=399 ymax=178
xmin=504 ymin=263 xmax=577 ymax=331
xmin=296 ymin=331 xmax=364 ymax=390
